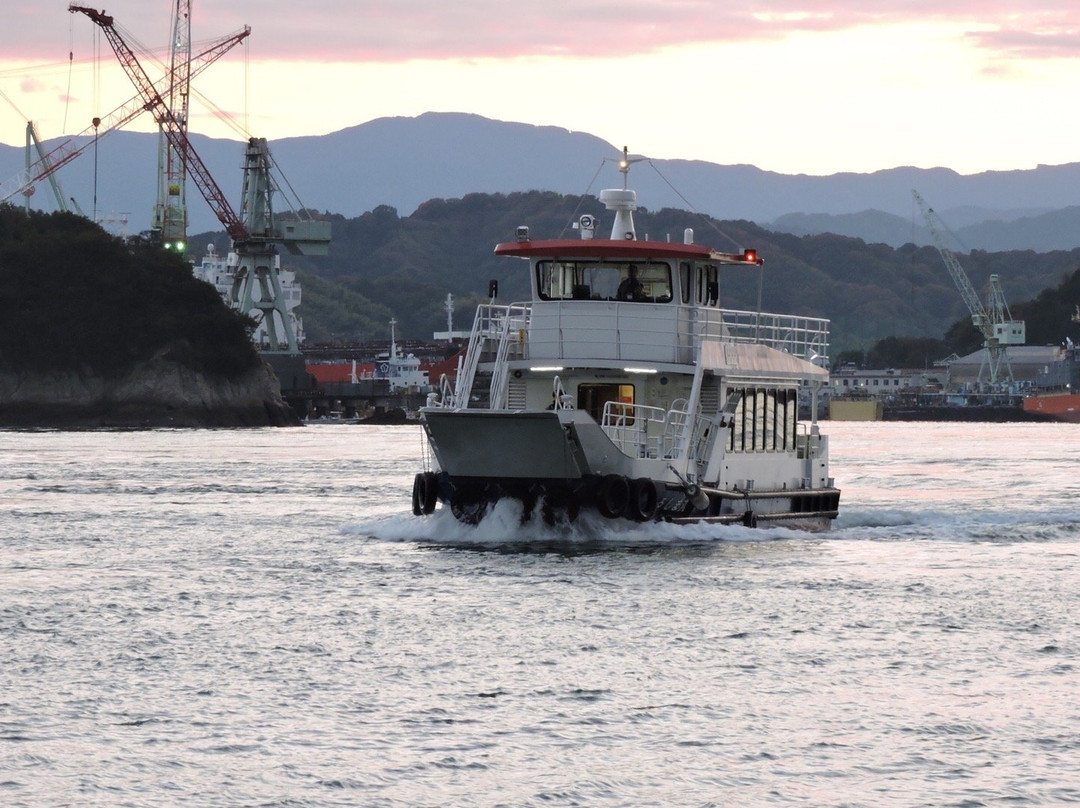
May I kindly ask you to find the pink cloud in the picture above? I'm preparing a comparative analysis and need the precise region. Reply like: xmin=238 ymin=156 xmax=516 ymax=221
xmin=4 ymin=1 xmax=1080 ymax=63
xmin=195 ymin=1 xmax=1080 ymax=62
xmin=968 ymin=27 xmax=1080 ymax=59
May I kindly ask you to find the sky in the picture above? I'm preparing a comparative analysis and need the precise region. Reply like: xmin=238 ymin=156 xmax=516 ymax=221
xmin=3 ymin=1 xmax=1080 ymax=175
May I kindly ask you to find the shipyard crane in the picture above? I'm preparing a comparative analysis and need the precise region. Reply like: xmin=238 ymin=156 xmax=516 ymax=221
xmin=69 ymin=4 xmax=329 ymax=356
xmin=0 ymin=26 xmax=250 ymax=209
xmin=913 ymin=189 xmax=1025 ymax=386
xmin=70 ymin=5 xmax=247 ymax=242
xmin=20 ymin=121 xmax=81 ymax=215
xmin=155 ymin=0 xmax=192 ymax=251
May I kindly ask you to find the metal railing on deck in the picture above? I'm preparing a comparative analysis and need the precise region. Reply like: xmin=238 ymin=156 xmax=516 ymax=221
xmin=446 ymin=303 xmax=530 ymax=408
xmin=698 ymin=307 xmax=830 ymax=363
xmin=527 ymin=300 xmax=830 ymax=366
xmin=601 ymin=399 xmax=704 ymax=460
xmin=438 ymin=300 xmax=829 ymax=409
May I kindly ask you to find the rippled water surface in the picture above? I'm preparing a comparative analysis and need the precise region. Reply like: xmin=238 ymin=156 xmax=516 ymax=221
xmin=2 ymin=422 xmax=1079 ymax=806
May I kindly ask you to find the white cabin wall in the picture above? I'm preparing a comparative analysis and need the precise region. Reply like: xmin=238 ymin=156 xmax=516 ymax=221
xmin=528 ymin=303 xmax=689 ymax=365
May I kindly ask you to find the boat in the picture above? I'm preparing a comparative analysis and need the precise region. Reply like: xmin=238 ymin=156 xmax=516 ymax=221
xmin=193 ymin=243 xmax=305 ymax=349
xmin=303 ymin=411 xmax=360 ymax=425
xmin=411 ymin=152 xmax=840 ymax=528
xmin=1023 ymin=392 xmax=1080 ymax=422
xmin=1022 ymin=339 xmax=1080 ymax=423
xmin=374 ymin=319 xmax=432 ymax=393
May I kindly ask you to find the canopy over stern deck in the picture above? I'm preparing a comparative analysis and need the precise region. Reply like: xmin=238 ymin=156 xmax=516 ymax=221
xmin=701 ymin=341 xmax=830 ymax=384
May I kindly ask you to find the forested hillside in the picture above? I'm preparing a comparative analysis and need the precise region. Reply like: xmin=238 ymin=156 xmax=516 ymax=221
xmin=1 ymin=205 xmax=260 ymax=377
xmin=189 ymin=191 xmax=1080 ymax=354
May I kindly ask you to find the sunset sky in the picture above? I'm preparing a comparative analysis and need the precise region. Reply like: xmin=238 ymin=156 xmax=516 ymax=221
xmin=3 ymin=1 xmax=1080 ymax=175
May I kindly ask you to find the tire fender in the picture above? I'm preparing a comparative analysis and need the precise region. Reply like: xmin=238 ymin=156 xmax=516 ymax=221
xmin=628 ymin=477 xmax=658 ymax=522
xmin=596 ymin=474 xmax=631 ymax=519
xmin=416 ymin=471 xmax=438 ymax=515
xmin=450 ymin=484 xmax=489 ymax=525
xmin=411 ymin=473 xmax=425 ymax=516
xmin=541 ymin=485 xmax=580 ymax=526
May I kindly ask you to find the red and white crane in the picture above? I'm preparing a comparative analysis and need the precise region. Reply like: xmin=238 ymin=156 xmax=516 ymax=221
xmin=0 ymin=25 xmax=250 ymax=213
xmin=69 ymin=5 xmax=249 ymax=243
xmin=69 ymin=4 xmax=330 ymax=355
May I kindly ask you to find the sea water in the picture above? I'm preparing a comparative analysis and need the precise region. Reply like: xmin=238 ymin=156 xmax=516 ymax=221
xmin=1 ymin=422 xmax=1078 ymax=806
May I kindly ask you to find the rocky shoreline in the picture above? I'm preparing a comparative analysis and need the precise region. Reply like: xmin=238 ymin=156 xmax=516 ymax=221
xmin=0 ymin=354 xmax=298 ymax=429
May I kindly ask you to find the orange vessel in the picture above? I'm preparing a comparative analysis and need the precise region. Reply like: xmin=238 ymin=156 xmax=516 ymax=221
xmin=1023 ymin=340 xmax=1080 ymax=422
xmin=1023 ymin=393 xmax=1080 ymax=423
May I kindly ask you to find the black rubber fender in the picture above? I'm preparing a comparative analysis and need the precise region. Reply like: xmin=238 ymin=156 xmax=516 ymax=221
xmin=412 ymin=471 xmax=438 ymax=515
xmin=411 ymin=473 xmax=425 ymax=516
xmin=627 ymin=477 xmax=658 ymax=522
xmin=450 ymin=484 xmax=489 ymax=524
xmin=541 ymin=484 xmax=580 ymax=526
xmin=596 ymin=474 xmax=631 ymax=519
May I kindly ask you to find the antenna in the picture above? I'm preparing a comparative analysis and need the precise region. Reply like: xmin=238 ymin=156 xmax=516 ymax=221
xmin=618 ymin=145 xmax=645 ymax=190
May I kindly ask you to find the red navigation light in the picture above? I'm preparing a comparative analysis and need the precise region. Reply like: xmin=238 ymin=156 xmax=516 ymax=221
xmin=743 ymin=248 xmax=757 ymax=263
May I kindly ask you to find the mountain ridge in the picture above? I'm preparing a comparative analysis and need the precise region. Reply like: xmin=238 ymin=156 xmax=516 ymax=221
xmin=4 ymin=112 xmax=1080 ymax=249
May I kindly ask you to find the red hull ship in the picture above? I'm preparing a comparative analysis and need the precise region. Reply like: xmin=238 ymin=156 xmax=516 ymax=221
xmin=1023 ymin=338 xmax=1080 ymax=423
xmin=1023 ymin=392 xmax=1080 ymax=423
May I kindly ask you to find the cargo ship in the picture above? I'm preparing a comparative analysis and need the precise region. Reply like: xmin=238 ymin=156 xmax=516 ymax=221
xmin=1022 ymin=342 xmax=1080 ymax=423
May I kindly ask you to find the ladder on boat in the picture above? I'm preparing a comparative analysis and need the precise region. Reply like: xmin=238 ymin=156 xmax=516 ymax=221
xmin=448 ymin=303 xmax=530 ymax=408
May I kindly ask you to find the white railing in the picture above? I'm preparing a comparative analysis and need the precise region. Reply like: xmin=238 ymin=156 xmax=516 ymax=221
xmin=437 ymin=371 xmax=456 ymax=407
xmin=601 ymin=400 xmax=697 ymax=460
xmin=438 ymin=299 xmax=829 ymax=410
xmin=527 ymin=300 xmax=830 ymax=366
xmin=698 ymin=308 xmax=830 ymax=363
xmin=488 ymin=308 xmax=530 ymax=409
xmin=449 ymin=303 xmax=530 ymax=408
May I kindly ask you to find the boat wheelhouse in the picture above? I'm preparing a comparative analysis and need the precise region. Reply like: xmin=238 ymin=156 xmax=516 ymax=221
xmin=412 ymin=154 xmax=839 ymax=529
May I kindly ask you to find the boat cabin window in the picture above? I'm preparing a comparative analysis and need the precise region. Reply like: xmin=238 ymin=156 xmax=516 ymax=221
xmin=536 ymin=260 xmax=672 ymax=303
xmin=696 ymin=264 xmax=719 ymax=307
xmin=577 ymin=382 xmax=635 ymax=424
xmin=728 ymin=387 xmax=798 ymax=453
xmin=680 ymin=262 xmax=692 ymax=304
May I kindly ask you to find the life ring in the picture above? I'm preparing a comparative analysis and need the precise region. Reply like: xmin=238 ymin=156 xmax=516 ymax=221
xmin=596 ymin=474 xmax=630 ymax=519
xmin=627 ymin=477 xmax=658 ymax=522
xmin=412 ymin=471 xmax=438 ymax=515
xmin=541 ymin=485 xmax=580 ymax=526
xmin=450 ymin=484 xmax=489 ymax=524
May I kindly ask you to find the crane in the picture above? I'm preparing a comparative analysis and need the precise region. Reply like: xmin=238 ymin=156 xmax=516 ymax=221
xmin=912 ymin=189 xmax=1025 ymax=386
xmin=69 ymin=5 xmax=247 ymax=242
xmin=0 ymin=26 xmax=250 ymax=209
xmin=21 ymin=121 xmax=81 ymax=215
xmin=69 ymin=4 xmax=330 ymax=356
xmin=155 ymin=0 xmax=192 ymax=251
